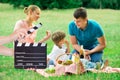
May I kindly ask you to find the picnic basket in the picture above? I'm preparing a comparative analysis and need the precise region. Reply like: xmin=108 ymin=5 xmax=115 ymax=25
xmin=55 ymin=53 xmax=83 ymax=74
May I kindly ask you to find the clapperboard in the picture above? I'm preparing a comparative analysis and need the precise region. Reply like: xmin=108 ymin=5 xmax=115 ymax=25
xmin=14 ymin=23 xmax=47 ymax=69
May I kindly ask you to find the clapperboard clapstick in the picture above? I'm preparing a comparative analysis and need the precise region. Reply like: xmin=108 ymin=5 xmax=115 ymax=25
xmin=14 ymin=23 xmax=47 ymax=69
xmin=27 ymin=23 xmax=42 ymax=34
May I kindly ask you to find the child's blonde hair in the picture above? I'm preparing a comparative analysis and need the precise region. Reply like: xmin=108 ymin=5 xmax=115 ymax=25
xmin=24 ymin=5 xmax=41 ymax=14
xmin=51 ymin=31 xmax=66 ymax=48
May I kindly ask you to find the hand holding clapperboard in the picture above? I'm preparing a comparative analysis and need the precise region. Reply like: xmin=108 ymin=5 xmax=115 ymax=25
xmin=14 ymin=23 xmax=47 ymax=69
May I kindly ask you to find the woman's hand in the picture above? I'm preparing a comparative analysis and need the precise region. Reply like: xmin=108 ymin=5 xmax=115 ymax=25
xmin=39 ymin=30 xmax=51 ymax=43
xmin=44 ymin=30 xmax=51 ymax=40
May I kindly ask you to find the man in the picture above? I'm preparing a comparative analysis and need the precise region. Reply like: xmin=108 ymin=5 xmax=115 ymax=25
xmin=68 ymin=7 xmax=106 ymax=63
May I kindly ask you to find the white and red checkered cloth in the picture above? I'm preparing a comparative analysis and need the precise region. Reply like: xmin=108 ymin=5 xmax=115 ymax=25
xmin=36 ymin=63 xmax=85 ymax=77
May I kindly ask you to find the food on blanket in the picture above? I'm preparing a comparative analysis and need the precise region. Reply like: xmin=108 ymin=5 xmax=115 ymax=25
xmin=72 ymin=54 xmax=80 ymax=63
xmin=45 ymin=67 xmax=55 ymax=73
xmin=57 ymin=60 xmax=63 ymax=64
xmin=62 ymin=60 xmax=73 ymax=65
xmin=96 ymin=62 xmax=101 ymax=70
xmin=57 ymin=60 xmax=73 ymax=65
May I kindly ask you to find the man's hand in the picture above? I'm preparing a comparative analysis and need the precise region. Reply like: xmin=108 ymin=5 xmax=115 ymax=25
xmin=85 ymin=49 xmax=91 ymax=56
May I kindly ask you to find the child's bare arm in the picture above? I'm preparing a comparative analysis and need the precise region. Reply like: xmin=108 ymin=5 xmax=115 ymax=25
xmin=64 ymin=39 xmax=70 ymax=54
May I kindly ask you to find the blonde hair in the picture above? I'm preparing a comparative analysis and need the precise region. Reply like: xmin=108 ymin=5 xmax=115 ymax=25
xmin=24 ymin=5 xmax=41 ymax=14
xmin=51 ymin=31 xmax=66 ymax=47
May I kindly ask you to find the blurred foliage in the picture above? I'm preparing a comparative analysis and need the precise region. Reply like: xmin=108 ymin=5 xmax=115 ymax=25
xmin=0 ymin=0 xmax=120 ymax=9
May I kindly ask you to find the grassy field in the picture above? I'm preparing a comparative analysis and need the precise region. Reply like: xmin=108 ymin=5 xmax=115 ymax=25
xmin=0 ymin=3 xmax=120 ymax=80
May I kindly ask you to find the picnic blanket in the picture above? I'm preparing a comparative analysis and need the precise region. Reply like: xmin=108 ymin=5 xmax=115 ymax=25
xmin=36 ymin=65 xmax=120 ymax=77
xmin=36 ymin=63 xmax=85 ymax=77
xmin=88 ymin=66 xmax=120 ymax=73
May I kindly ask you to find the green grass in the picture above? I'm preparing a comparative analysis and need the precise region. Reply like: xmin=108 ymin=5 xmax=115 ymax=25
xmin=0 ymin=3 xmax=120 ymax=80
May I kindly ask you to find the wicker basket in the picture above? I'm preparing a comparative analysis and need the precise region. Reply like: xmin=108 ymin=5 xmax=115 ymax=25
xmin=56 ymin=53 xmax=83 ymax=74
xmin=56 ymin=53 xmax=69 ymax=61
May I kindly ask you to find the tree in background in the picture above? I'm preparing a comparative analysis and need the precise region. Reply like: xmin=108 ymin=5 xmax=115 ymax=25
xmin=7 ymin=0 xmax=82 ymax=9
xmin=82 ymin=0 xmax=119 ymax=9
xmin=0 ymin=0 xmax=120 ymax=9
xmin=102 ymin=0 xmax=118 ymax=9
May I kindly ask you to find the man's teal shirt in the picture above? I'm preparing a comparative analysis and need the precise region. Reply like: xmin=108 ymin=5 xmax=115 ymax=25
xmin=68 ymin=19 xmax=104 ymax=49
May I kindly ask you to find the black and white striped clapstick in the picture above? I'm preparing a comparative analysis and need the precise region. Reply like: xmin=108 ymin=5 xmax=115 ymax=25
xmin=27 ymin=23 xmax=42 ymax=34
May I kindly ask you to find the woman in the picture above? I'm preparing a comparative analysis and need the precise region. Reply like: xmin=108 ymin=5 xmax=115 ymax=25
xmin=14 ymin=5 xmax=51 ymax=43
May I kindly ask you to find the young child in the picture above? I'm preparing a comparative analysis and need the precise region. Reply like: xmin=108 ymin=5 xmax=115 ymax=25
xmin=47 ymin=31 xmax=70 ymax=67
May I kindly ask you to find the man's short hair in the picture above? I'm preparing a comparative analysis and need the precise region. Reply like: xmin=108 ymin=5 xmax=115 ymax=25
xmin=73 ymin=7 xmax=87 ymax=19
